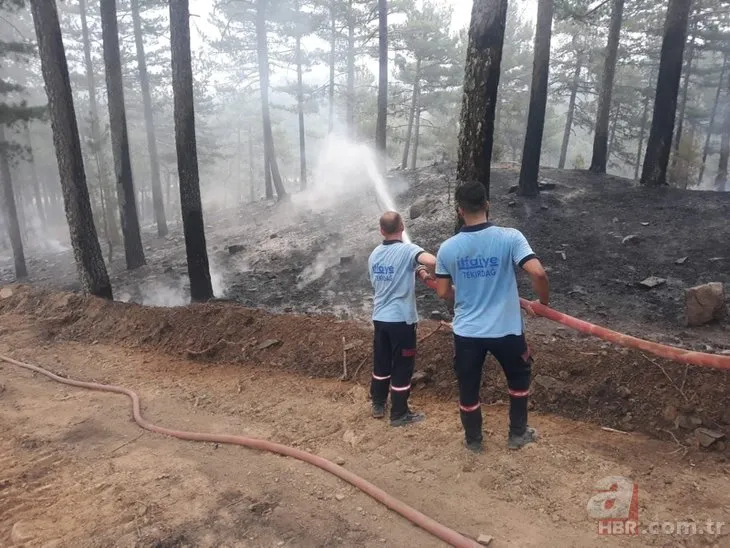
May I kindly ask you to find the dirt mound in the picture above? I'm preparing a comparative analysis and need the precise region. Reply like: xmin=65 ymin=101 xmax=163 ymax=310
xmin=2 ymin=284 xmax=729 ymax=451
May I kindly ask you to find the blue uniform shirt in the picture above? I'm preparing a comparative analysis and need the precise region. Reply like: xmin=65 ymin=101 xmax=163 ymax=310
xmin=436 ymin=223 xmax=536 ymax=338
xmin=368 ymin=240 xmax=425 ymax=324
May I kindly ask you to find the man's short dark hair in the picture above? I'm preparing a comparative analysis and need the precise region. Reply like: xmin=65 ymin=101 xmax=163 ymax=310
xmin=455 ymin=181 xmax=488 ymax=214
xmin=380 ymin=211 xmax=403 ymax=234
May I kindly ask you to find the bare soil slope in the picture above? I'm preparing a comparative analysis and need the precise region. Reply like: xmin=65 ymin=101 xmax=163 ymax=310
xmin=1 ymin=290 xmax=729 ymax=547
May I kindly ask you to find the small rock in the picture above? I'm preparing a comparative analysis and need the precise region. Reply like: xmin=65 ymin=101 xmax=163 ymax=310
xmin=270 ymin=233 xmax=278 ymax=239
xmin=638 ymin=276 xmax=666 ymax=289
xmin=662 ymin=405 xmax=679 ymax=424
xmin=640 ymin=222 xmax=650 ymax=226
xmin=556 ymin=250 xmax=566 ymax=261
xmin=721 ymin=409 xmax=730 ymax=425
xmin=477 ymin=534 xmax=494 ymax=546
xmin=622 ymin=234 xmax=640 ymax=245
xmin=676 ymin=414 xmax=703 ymax=430
xmin=334 ymin=493 xmax=345 ymax=501
xmin=430 ymin=310 xmax=445 ymax=321
xmin=534 ymin=375 xmax=566 ymax=392
xmin=411 ymin=370 xmax=430 ymax=386
xmin=340 ymin=256 xmax=354 ymax=265
xmin=695 ymin=427 xmax=726 ymax=448
xmin=227 ymin=244 xmax=245 ymax=255
xmin=685 ymin=282 xmax=727 ymax=327
xmin=409 ymin=197 xmax=436 ymax=220
xmin=508 ymin=201 xmax=517 ymax=207
xmin=612 ymin=217 xmax=619 ymax=224
xmin=11 ymin=521 xmax=35 ymax=544
xmin=540 ymin=205 xmax=549 ymax=210
xmin=617 ymin=386 xmax=632 ymax=399
xmin=0 ymin=287 xmax=13 ymax=299
xmin=675 ymin=256 xmax=688 ymax=265
xmin=334 ymin=456 xmax=346 ymax=466
xmin=257 ymin=339 xmax=282 ymax=350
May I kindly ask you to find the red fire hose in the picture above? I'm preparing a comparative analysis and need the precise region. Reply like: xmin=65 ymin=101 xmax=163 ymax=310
xmin=0 ymin=354 xmax=482 ymax=548
xmin=423 ymin=279 xmax=730 ymax=371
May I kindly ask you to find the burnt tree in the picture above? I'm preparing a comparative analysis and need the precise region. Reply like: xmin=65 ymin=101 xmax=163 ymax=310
xmin=640 ymin=0 xmax=692 ymax=187
xmin=456 ymin=0 xmax=508 ymax=199
xmin=699 ymin=54 xmax=728 ymax=185
xmin=131 ymin=0 xmax=168 ymax=237
xmin=79 ymin=0 xmax=120 ymax=246
xmin=30 ymin=0 xmax=112 ymax=299
xmin=375 ymin=0 xmax=387 ymax=159
xmin=589 ymin=0 xmax=624 ymax=174
xmin=256 ymin=0 xmax=287 ymax=200
xmin=100 ymin=0 xmax=146 ymax=268
xmin=0 ymin=125 xmax=26 ymax=279
xmin=170 ymin=0 xmax=214 ymax=301
xmin=518 ymin=0 xmax=553 ymax=196
xmin=559 ymin=44 xmax=582 ymax=170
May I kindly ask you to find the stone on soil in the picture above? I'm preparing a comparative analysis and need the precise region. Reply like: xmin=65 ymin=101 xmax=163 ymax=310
xmin=622 ymin=234 xmax=640 ymax=245
xmin=409 ymin=197 xmax=436 ymax=220
xmin=257 ymin=339 xmax=282 ymax=350
xmin=675 ymin=414 xmax=703 ymax=430
xmin=694 ymin=427 xmax=726 ymax=448
xmin=685 ymin=282 xmax=727 ymax=327
xmin=0 ymin=286 xmax=13 ymax=299
xmin=638 ymin=276 xmax=666 ymax=289
xmin=477 ymin=534 xmax=494 ymax=546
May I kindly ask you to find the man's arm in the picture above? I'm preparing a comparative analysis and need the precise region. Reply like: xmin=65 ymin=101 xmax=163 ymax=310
xmin=521 ymin=258 xmax=549 ymax=305
xmin=416 ymin=252 xmax=436 ymax=269
xmin=435 ymin=277 xmax=454 ymax=302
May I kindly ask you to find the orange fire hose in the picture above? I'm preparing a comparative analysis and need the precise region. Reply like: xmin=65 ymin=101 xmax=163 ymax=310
xmin=0 ymin=354 xmax=482 ymax=548
xmin=517 ymin=298 xmax=730 ymax=370
xmin=423 ymin=279 xmax=730 ymax=370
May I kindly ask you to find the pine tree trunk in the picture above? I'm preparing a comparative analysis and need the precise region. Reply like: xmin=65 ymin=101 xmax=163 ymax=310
xmin=169 ymin=0 xmax=214 ymax=302
xmin=456 ymin=0 xmax=508 ymax=199
xmin=410 ymin=105 xmax=421 ymax=171
xmin=634 ymin=74 xmax=653 ymax=180
xmin=24 ymin=121 xmax=47 ymax=228
xmin=264 ymin=152 xmax=272 ymax=199
xmin=328 ymin=3 xmax=336 ymax=133
xmin=589 ymin=0 xmax=623 ymax=174
xmin=672 ymin=4 xmax=700 ymax=178
xmin=607 ymin=101 xmax=621 ymax=162
xmin=699 ymin=54 xmax=727 ymax=186
xmin=640 ymin=0 xmax=692 ymax=187
xmin=100 ymin=0 xmax=145 ymax=269
xmin=295 ymin=30 xmax=307 ymax=189
xmin=30 ymin=0 xmax=112 ymax=299
xmin=401 ymin=57 xmax=421 ymax=170
xmin=716 ymin=78 xmax=730 ymax=190
xmin=256 ymin=0 xmax=287 ymax=200
xmin=346 ymin=0 xmax=355 ymax=134
xmin=559 ymin=51 xmax=582 ymax=170
xmin=79 ymin=0 xmax=120 ymax=247
xmin=0 ymin=126 xmax=27 ymax=279
xmin=248 ymin=126 xmax=255 ymax=202
xmin=131 ymin=0 xmax=167 ymax=238
xmin=518 ymin=0 xmax=553 ymax=197
xmin=375 ymin=0 xmax=387 ymax=158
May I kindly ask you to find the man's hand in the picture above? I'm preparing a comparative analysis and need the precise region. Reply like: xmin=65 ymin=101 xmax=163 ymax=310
xmin=523 ymin=300 xmax=538 ymax=318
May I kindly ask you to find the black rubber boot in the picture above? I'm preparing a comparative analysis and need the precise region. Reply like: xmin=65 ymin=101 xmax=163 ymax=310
xmin=460 ymin=409 xmax=483 ymax=450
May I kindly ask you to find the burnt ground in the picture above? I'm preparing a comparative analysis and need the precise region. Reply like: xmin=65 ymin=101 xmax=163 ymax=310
xmin=2 ymin=164 xmax=728 ymax=351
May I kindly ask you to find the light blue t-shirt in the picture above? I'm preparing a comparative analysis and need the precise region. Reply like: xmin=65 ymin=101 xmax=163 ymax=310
xmin=368 ymin=240 xmax=425 ymax=324
xmin=436 ymin=223 xmax=536 ymax=338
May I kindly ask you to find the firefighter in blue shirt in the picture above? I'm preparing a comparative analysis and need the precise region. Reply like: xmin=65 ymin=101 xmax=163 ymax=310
xmin=368 ymin=211 xmax=437 ymax=426
xmin=435 ymin=181 xmax=550 ymax=452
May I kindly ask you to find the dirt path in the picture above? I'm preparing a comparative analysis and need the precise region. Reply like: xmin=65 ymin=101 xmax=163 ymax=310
xmin=1 ymin=316 xmax=729 ymax=547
